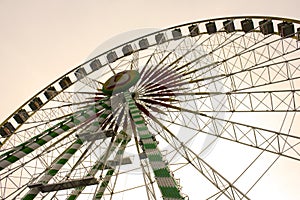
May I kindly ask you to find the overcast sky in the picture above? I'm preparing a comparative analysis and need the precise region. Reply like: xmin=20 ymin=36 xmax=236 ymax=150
xmin=1 ymin=0 xmax=300 ymax=120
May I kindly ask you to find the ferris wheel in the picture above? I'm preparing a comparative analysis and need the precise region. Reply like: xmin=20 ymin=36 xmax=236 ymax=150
xmin=1 ymin=16 xmax=300 ymax=200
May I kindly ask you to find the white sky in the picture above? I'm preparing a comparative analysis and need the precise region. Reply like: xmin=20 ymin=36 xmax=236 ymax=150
xmin=1 ymin=0 xmax=300 ymax=120
xmin=0 ymin=0 xmax=300 ymax=199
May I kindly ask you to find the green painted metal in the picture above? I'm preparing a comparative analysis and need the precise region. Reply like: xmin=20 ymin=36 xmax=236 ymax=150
xmin=21 ymin=99 xmax=112 ymax=200
xmin=124 ymin=92 xmax=184 ymax=200
xmin=66 ymin=131 xmax=129 ymax=200
xmin=94 ymin=131 xmax=131 ymax=199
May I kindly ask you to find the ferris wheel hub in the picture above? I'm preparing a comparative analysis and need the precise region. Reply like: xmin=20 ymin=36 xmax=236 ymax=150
xmin=102 ymin=70 xmax=140 ymax=95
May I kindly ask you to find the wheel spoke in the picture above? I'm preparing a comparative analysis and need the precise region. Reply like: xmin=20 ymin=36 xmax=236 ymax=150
xmin=125 ymin=92 xmax=185 ymax=199
xmin=154 ymin=102 xmax=300 ymax=161
xmin=145 ymin=111 xmax=249 ymax=200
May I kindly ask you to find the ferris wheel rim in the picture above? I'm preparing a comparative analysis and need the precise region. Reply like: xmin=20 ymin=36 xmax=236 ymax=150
xmin=1 ymin=15 xmax=300 ymax=131
xmin=0 ymin=15 xmax=300 ymax=199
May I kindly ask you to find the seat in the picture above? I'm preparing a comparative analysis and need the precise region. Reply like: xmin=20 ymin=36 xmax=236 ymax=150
xmin=155 ymin=33 xmax=166 ymax=44
xmin=13 ymin=109 xmax=29 ymax=124
xmin=90 ymin=59 xmax=102 ymax=71
xmin=107 ymin=51 xmax=118 ymax=63
xmin=188 ymin=24 xmax=200 ymax=37
xmin=172 ymin=28 xmax=182 ymax=40
xmin=139 ymin=38 xmax=150 ymax=50
xmin=44 ymin=86 xmax=57 ymax=100
xmin=59 ymin=76 xmax=72 ymax=89
xmin=278 ymin=22 xmax=295 ymax=38
xmin=241 ymin=19 xmax=254 ymax=33
xmin=259 ymin=19 xmax=274 ymax=35
xmin=223 ymin=20 xmax=235 ymax=33
xmin=122 ymin=44 xmax=134 ymax=56
xmin=205 ymin=22 xmax=217 ymax=34
xmin=0 ymin=122 xmax=15 ymax=137
xmin=29 ymin=97 xmax=43 ymax=111
xmin=75 ymin=68 xmax=87 ymax=80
